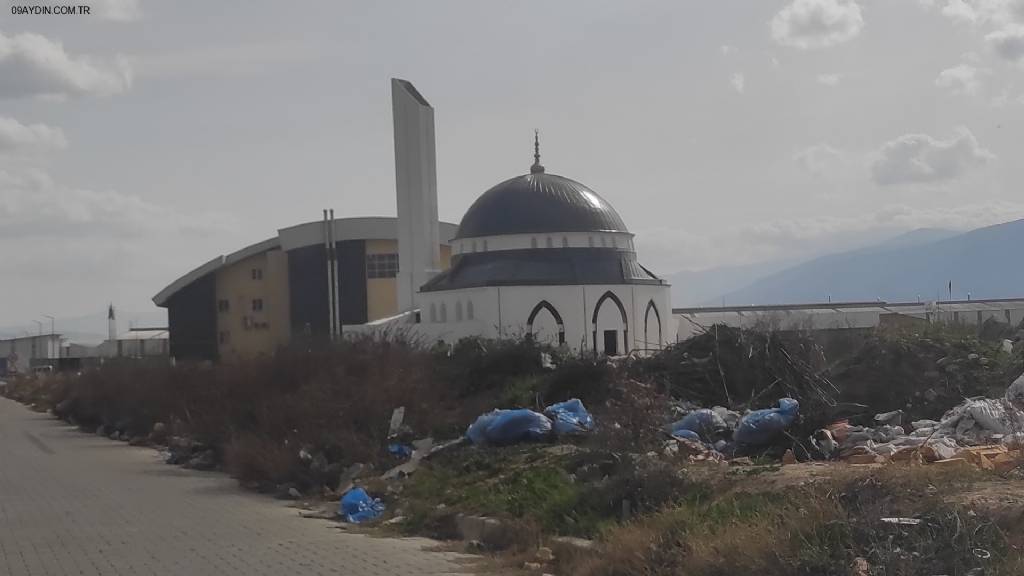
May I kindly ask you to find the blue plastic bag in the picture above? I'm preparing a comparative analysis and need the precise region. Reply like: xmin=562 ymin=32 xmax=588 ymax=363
xmin=339 ymin=487 xmax=385 ymax=523
xmin=669 ymin=409 xmax=728 ymax=441
xmin=388 ymin=443 xmax=413 ymax=458
xmin=466 ymin=409 xmax=553 ymax=446
xmin=544 ymin=399 xmax=595 ymax=436
xmin=733 ymin=398 xmax=799 ymax=445
xmin=670 ymin=429 xmax=703 ymax=443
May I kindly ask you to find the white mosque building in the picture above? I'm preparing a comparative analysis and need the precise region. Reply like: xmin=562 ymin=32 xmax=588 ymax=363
xmin=373 ymin=80 xmax=673 ymax=355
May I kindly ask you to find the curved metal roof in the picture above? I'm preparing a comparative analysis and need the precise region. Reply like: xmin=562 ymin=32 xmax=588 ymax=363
xmin=420 ymin=248 xmax=664 ymax=292
xmin=455 ymin=172 xmax=629 ymax=239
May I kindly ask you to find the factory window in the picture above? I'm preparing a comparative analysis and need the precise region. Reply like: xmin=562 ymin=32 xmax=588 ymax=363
xmin=217 ymin=299 xmax=230 ymax=312
xmin=546 ymin=237 xmax=553 ymax=248
xmin=366 ymin=253 xmax=399 ymax=278
xmin=456 ymin=301 xmax=463 ymax=322
xmin=251 ymin=268 xmax=263 ymax=280
xmin=252 ymin=298 xmax=264 ymax=312
xmin=467 ymin=300 xmax=475 ymax=320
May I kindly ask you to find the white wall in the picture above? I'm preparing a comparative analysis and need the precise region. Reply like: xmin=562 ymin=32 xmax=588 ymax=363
xmin=416 ymin=283 xmax=674 ymax=354
xmin=0 ymin=335 xmax=62 ymax=373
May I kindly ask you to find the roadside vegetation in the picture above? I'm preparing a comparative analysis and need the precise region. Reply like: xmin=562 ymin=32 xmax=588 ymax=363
xmin=3 ymin=323 xmax=1023 ymax=575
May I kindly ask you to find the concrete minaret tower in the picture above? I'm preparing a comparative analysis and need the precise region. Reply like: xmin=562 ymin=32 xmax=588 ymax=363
xmin=391 ymin=78 xmax=441 ymax=313
xmin=107 ymin=304 xmax=117 ymax=342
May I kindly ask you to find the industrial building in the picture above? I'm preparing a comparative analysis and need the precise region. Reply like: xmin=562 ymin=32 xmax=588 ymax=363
xmin=0 ymin=334 xmax=62 ymax=375
xmin=673 ymin=298 xmax=1024 ymax=340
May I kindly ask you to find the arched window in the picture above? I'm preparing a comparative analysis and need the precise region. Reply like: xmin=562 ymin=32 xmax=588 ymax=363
xmin=611 ymin=236 xmax=617 ymax=248
xmin=531 ymin=237 xmax=538 ymax=249
xmin=545 ymin=237 xmax=553 ymax=248
xmin=472 ymin=241 xmax=477 ymax=253
xmin=455 ymin=301 xmax=463 ymax=322
xmin=527 ymin=300 xmax=566 ymax=345
xmin=600 ymin=236 xmax=607 ymax=247
xmin=467 ymin=300 xmax=475 ymax=320
xmin=644 ymin=300 xmax=663 ymax=350
xmin=429 ymin=303 xmax=437 ymax=323
xmin=562 ymin=236 xmax=569 ymax=248
xmin=482 ymin=240 xmax=488 ymax=251
xmin=588 ymin=236 xmax=594 ymax=248
xmin=440 ymin=302 xmax=447 ymax=323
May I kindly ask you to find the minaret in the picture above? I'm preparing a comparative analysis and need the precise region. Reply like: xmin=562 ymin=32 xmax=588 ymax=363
xmin=107 ymin=304 xmax=117 ymax=342
xmin=392 ymin=79 xmax=441 ymax=313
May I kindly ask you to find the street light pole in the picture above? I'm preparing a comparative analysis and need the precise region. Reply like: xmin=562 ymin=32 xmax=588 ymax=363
xmin=42 ymin=315 xmax=55 ymax=336
xmin=33 ymin=320 xmax=42 ymax=336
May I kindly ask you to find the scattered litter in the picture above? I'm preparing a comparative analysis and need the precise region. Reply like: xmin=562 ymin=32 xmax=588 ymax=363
xmin=880 ymin=517 xmax=921 ymax=526
xmin=669 ymin=408 xmax=728 ymax=442
xmin=387 ymin=406 xmax=406 ymax=439
xmin=339 ymin=487 xmax=385 ymax=523
xmin=544 ymin=399 xmax=595 ymax=436
xmin=733 ymin=398 xmax=800 ymax=446
xmin=874 ymin=410 xmax=903 ymax=426
xmin=466 ymin=409 xmax=553 ymax=446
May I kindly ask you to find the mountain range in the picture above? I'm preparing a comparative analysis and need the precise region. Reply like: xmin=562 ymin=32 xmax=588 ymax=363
xmin=669 ymin=219 xmax=1021 ymax=308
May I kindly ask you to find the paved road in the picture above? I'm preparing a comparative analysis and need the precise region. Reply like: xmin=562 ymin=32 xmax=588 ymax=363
xmin=0 ymin=398 xmax=471 ymax=575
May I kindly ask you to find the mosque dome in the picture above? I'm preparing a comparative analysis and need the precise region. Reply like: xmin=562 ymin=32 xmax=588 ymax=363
xmin=454 ymin=134 xmax=628 ymax=239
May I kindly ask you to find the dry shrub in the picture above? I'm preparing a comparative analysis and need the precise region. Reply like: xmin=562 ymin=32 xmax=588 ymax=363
xmin=222 ymin=433 xmax=298 ymax=485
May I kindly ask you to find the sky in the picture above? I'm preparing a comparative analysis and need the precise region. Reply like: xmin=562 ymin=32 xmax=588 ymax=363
xmin=2 ymin=0 xmax=1024 ymax=327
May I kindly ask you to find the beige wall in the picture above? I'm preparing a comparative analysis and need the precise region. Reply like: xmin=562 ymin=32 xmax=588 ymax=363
xmin=364 ymin=240 xmax=452 ymax=321
xmin=215 ymin=249 xmax=290 ymax=359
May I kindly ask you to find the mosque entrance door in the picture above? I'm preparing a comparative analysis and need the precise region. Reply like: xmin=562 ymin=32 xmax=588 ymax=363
xmin=603 ymin=330 xmax=618 ymax=356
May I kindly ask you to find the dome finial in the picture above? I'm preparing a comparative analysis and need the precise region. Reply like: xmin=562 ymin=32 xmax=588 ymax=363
xmin=531 ymin=129 xmax=545 ymax=174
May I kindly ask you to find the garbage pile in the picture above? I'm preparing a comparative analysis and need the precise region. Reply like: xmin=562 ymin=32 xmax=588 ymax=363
xmin=820 ymin=374 xmax=1024 ymax=470
xmin=465 ymin=398 xmax=595 ymax=446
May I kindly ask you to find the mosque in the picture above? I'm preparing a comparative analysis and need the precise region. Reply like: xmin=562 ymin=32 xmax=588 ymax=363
xmin=154 ymin=80 xmax=673 ymax=361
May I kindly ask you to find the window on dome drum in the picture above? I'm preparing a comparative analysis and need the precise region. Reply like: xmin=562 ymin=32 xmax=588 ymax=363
xmin=546 ymin=237 xmax=553 ymax=248
xmin=251 ymin=268 xmax=263 ymax=280
xmin=252 ymin=298 xmax=263 ymax=312
xmin=612 ymin=237 xmax=617 ymax=247
xmin=531 ymin=237 xmax=538 ymax=248
xmin=588 ymin=236 xmax=594 ymax=247
xmin=562 ymin=236 xmax=568 ymax=248
xmin=366 ymin=253 xmax=399 ymax=278
xmin=601 ymin=237 xmax=607 ymax=247
xmin=483 ymin=240 xmax=488 ymax=251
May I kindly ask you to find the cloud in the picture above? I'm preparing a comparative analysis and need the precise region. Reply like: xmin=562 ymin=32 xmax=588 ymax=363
xmin=987 ymin=25 xmax=1024 ymax=61
xmin=0 ymin=31 xmax=132 ymax=99
xmin=794 ymin=144 xmax=847 ymax=177
xmin=0 ymin=117 xmax=67 ymax=153
xmin=730 ymin=72 xmax=745 ymax=93
xmin=816 ymin=73 xmax=842 ymax=86
xmin=0 ymin=168 xmax=232 ymax=239
xmin=91 ymin=0 xmax=142 ymax=21
xmin=771 ymin=0 xmax=864 ymax=49
xmin=935 ymin=63 xmax=985 ymax=94
xmin=869 ymin=127 xmax=995 ymax=186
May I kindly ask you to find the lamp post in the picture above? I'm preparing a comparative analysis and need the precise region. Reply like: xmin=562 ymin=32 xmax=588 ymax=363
xmin=33 ymin=320 xmax=42 ymax=336
xmin=42 ymin=315 xmax=54 ymax=336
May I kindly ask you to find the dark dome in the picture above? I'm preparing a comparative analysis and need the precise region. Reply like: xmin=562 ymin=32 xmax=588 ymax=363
xmin=455 ymin=172 xmax=628 ymax=239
